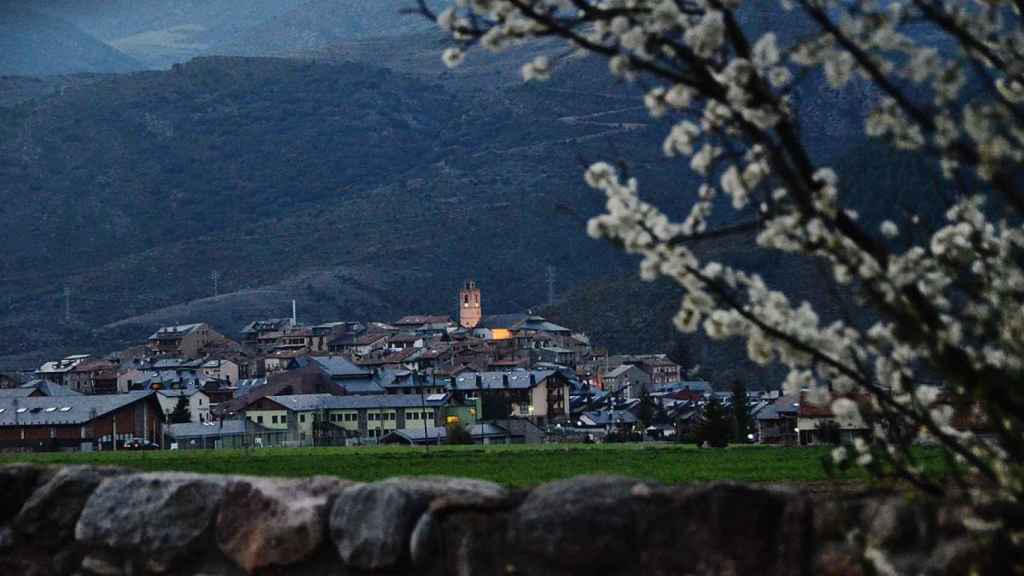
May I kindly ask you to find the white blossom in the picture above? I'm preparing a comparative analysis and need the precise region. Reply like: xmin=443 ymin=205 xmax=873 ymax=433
xmin=433 ymin=0 xmax=1024 ymax=537
xmin=521 ymin=55 xmax=551 ymax=81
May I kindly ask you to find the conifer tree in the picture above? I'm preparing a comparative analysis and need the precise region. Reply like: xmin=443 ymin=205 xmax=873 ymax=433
xmin=169 ymin=394 xmax=192 ymax=424
xmin=695 ymin=397 xmax=730 ymax=448
xmin=732 ymin=380 xmax=753 ymax=443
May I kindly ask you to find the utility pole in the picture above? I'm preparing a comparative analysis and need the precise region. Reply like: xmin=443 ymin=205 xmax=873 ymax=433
xmin=210 ymin=270 xmax=221 ymax=297
xmin=419 ymin=372 xmax=429 ymax=452
xmin=63 ymin=286 xmax=71 ymax=322
xmin=546 ymin=265 xmax=556 ymax=307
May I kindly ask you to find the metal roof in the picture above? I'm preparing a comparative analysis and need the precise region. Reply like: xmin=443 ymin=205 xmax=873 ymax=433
xmin=148 ymin=323 xmax=205 ymax=340
xmin=309 ymin=356 xmax=372 ymax=378
xmin=24 ymin=380 xmax=83 ymax=397
xmin=168 ymin=419 xmax=253 ymax=438
xmin=578 ymin=409 xmax=639 ymax=427
xmin=474 ymin=313 xmax=529 ymax=330
xmin=265 ymin=393 xmax=449 ymax=412
xmin=241 ymin=319 xmax=293 ymax=334
xmin=0 ymin=388 xmax=35 ymax=398
xmin=452 ymin=370 xmax=558 ymax=391
xmin=157 ymin=389 xmax=206 ymax=398
xmin=0 ymin=391 xmax=156 ymax=427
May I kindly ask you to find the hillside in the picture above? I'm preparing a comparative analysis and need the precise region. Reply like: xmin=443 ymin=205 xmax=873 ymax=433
xmin=0 ymin=6 xmax=141 ymax=76
xmin=0 ymin=55 xmax=901 ymax=376
xmin=0 ymin=54 xmax=680 ymax=367
xmin=209 ymin=0 xmax=439 ymax=58
xmin=31 ymin=0 xmax=438 ymax=69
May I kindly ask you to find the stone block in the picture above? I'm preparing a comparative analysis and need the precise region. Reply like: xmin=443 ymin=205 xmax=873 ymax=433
xmin=16 ymin=466 xmax=127 ymax=546
xmin=330 ymin=475 xmax=507 ymax=571
xmin=0 ymin=464 xmax=53 ymax=524
xmin=216 ymin=476 xmax=351 ymax=573
xmin=75 ymin=472 xmax=227 ymax=566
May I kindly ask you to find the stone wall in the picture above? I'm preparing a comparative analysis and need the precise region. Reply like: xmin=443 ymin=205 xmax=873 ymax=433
xmin=0 ymin=464 xmax=988 ymax=575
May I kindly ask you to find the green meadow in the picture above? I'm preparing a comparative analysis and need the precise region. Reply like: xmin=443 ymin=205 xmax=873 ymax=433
xmin=0 ymin=443 xmax=947 ymax=487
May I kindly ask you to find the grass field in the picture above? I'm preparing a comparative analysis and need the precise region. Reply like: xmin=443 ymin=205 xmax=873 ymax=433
xmin=0 ymin=444 xmax=947 ymax=488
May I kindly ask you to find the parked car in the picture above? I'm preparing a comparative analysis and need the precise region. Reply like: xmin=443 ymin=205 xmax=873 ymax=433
xmin=123 ymin=437 xmax=160 ymax=450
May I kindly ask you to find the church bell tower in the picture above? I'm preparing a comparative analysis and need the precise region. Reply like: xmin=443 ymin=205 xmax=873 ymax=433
xmin=459 ymin=280 xmax=482 ymax=329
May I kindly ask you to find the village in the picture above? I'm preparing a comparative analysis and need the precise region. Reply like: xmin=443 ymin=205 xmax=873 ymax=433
xmin=0 ymin=280 xmax=857 ymax=452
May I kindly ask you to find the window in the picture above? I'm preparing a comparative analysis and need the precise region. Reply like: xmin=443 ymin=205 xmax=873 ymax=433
xmin=300 ymin=414 xmax=306 ymax=423
xmin=257 ymin=416 xmax=264 ymax=424
xmin=409 ymin=412 xmax=419 ymax=421
xmin=272 ymin=415 xmax=278 ymax=424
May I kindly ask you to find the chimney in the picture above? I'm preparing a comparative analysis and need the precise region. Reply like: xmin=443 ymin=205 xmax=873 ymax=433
xmin=502 ymin=374 xmax=509 ymax=388
xmin=292 ymin=300 xmax=297 ymax=325
xmin=530 ymin=373 xmax=536 ymax=386
xmin=475 ymin=374 xmax=482 ymax=388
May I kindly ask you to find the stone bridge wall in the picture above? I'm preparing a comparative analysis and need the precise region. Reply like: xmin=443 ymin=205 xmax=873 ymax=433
xmin=0 ymin=464 xmax=984 ymax=575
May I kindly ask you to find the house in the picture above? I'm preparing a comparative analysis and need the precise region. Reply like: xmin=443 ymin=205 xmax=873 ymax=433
xmin=297 ymin=356 xmax=386 ymax=395
xmin=200 ymin=358 xmax=239 ymax=384
xmin=0 ymin=391 xmax=164 ymax=452
xmin=633 ymin=356 xmax=683 ymax=387
xmin=393 ymin=315 xmax=453 ymax=337
xmin=603 ymin=364 xmax=652 ymax=400
xmin=796 ymin=392 xmax=870 ymax=445
xmin=329 ymin=332 xmax=389 ymax=358
xmin=577 ymin=409 xmax=640 ymax=432
xmin=215 ymin=361 xmax=349 ymax=416
xmin=36 ymin=354 xmax=91 ymax=386
xmin=357 ymin=348 xmax=421 ymax=371
xmin=386 ymin=332 xmax=425 ymax=351
xmin=756 ymin=393 xmax=800 ymax=444
xmin=534 ymin=346 xmax=575 ymax=367
xmin=240 ymin=318 xmax=296 ymax=352
xmin=167 ymin=419 xmax=264 ymax=450
xmin=66 ymin=359 xmax=119 ymax=394
xmin=263 ymin=349 xmax=308 ymax=374
xmin=157 ymin=389 xmax=212 ymax=423
xmin=379 ymin=370 xmax=448 ymax=396
xmin=606 ymin=354 xmax=683 ymax=388
xmin=451 ymin=369 xmax=571 ymax=426
xmin=471 ymin=313 xmax=530 ymax=342
xmin=304 ymin=322 xmax=366 ymax=353
xmin=147 ymin=323 xmax=227 ymax=358
xmin=664 ymin=381 xmax=712 ymax=402
xmin=242 ymin=393 xmax=450 ymax=445
xmin=118 ymin=357 xmax=215 ymax=392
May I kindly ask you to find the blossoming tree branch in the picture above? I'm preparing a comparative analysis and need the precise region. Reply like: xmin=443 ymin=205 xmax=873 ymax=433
xmin=418 ymin=0 xmax=1024 ymax=534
